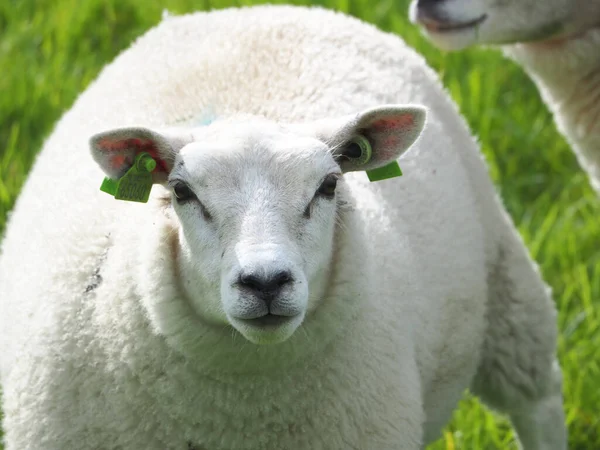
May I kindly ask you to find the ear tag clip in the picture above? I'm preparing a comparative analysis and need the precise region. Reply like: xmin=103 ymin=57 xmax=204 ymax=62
xmin=99 ymin=152 xmax=157 ymax=203
xmin=349 ymin=135 xmax=403 ymax=182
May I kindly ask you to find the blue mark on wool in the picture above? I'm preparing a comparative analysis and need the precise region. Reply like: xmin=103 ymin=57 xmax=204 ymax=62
xmin=196 ymin=115 xmax=215 ymax=126
xmin=192 ymin=108 xmax=216 ymax=127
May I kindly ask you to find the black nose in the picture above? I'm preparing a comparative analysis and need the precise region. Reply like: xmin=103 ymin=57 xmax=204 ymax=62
xmin=415 ymin=0 xmax=448 ymax=20
xmin=238 ymin=270 xmax=293 ymax=303
xmin=417 ymin=0 xmax=445 ymax=4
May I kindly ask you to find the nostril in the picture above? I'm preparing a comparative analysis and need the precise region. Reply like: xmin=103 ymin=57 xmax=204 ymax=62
xmin=238 ymin=270 xmax=294 ymax=296
xmin=415 ymin=0 xmax=448 ymax=21
xmin=418 ymin=0 xmax=446 ymax=5
xmin=273 ymin=270 xmax=292 ymax=287
xmin=239 ymin=273 xmax=262 ymax=291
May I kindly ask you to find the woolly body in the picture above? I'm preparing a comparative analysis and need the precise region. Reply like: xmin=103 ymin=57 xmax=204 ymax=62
xmin=410 ymin=0 xmax=600 ymax=194
xmin=0 ymin=5 xmax=564 ymax=449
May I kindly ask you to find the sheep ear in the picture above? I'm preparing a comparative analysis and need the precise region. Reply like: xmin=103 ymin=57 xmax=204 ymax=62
xmin=90 ymin=127 xmax=192 ymax=183
xmin=310 ymin=105 xmax=426 ymax=173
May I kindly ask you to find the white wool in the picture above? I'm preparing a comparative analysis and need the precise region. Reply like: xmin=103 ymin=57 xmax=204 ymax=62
xmin=506 ymin=30 xmax=600 ymax=194
xmin=0 ymin=5 xmax=565 ymax=449
xmin=410 ymin=0 xmax=600 ymax=194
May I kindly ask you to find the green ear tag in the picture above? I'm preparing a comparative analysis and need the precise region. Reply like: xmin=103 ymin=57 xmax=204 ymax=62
xmin=99 ymin=152 xmax=157 ymax=203
xmin=367 ymin=162 xmax=403 ymax=182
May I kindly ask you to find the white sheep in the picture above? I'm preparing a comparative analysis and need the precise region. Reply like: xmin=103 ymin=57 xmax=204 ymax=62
xmin=0 ymin=5 xmax=566 ymax=449
xmin=410 ymin=0 xmax=600 ymax=194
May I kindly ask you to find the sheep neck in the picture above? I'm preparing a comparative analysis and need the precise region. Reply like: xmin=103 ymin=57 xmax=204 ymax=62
xmin=504 ymin=27 xmax=600 ymax=141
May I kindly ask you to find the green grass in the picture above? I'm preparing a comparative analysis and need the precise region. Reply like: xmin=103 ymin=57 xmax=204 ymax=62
xmin=1 ymin=0 xmax=599 ymax=448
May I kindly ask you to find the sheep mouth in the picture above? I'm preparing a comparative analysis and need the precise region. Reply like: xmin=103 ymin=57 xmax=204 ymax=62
xmin=237 ymin=313 xmax=298 ymax=328
xmin=421 ymin=14 xmax=487 ymax=33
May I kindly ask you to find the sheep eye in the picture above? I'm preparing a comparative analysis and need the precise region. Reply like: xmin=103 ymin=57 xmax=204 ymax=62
xmin=172 ymin=182 xmax=212 ymax=220
xmin=172 ymin=183 xmax=196 ymax=204
xmin=317 ymin=174 xmax=338 ymax=199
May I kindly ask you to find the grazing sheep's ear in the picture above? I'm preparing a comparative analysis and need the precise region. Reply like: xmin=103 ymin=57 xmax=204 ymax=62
xmin=309 ymin=105 xmax=426 ymax=173
xmin=90 ymin=127 xmax=192 ymax=183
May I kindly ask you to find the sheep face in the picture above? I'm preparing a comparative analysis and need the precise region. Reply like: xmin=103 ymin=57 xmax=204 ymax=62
xmin=90 ymin=105 xmax=426 ymax=345
xmin=173 ymin=121 xmax=341 ymax=345
xmin=410 ymin=0 xmax=600 ymax=50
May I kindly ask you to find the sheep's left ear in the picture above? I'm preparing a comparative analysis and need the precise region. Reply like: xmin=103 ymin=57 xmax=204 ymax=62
xmin=309 ymin=105 xmax=426 ymax=173
xmin=90 ymin=127 xmax=192 ymax=183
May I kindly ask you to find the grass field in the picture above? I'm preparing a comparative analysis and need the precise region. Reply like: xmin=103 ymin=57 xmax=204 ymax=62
xmin=1 ymin=0 xmax=599 ymax=448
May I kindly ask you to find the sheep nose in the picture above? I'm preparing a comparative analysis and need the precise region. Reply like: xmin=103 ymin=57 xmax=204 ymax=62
xmin=414 ymin=0 xmax=448 ymax=21
xmin=238 ymin=270 xmax=293 ymax=304
xmin=417 ymin=0 xmax=446 ymax=16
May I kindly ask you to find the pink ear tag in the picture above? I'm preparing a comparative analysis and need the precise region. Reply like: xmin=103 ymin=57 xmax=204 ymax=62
xmin=100 ymin=152 xmax=157 ymax=203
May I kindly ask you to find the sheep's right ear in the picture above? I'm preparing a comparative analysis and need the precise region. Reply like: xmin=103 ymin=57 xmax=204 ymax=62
xmin=90 ymin=127 xmax=192 ymax=183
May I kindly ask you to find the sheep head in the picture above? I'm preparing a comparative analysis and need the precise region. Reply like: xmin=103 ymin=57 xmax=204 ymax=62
xmin=409 ymin=0 xmax=600 ymax=50
xmin=90 ymin=105 xmax=425 ymax=345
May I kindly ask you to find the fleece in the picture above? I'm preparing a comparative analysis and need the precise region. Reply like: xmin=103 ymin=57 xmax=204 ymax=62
xmin=0 ymin=5 xmax=564 ymax=450
xmin=410 ymin=0 xmax=600 ymax=195
xmin=506 ymin=28 xmax=600 ymax=194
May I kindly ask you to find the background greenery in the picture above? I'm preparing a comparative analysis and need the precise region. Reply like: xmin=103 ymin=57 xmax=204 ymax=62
xmin=1 ymin=0 xmax=598 ymax=448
